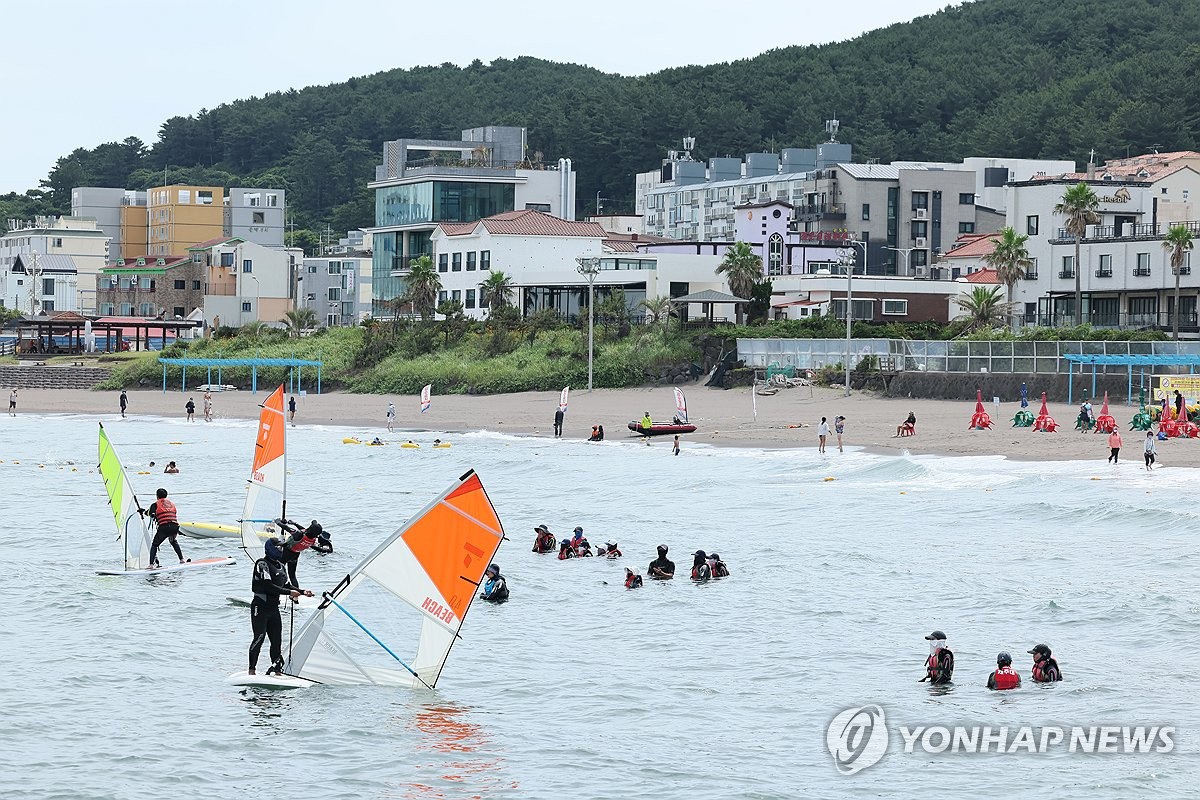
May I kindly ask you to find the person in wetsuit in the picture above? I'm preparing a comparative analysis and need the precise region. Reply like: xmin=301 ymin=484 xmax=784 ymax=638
xmin=144 ymin=488 xmax=186 ymax=568
xmin=986 ymin=651 xmax=1021 ymax=690
xmin=480 ymin=563 xmax=509 ymax=603
xmin=1028 ymin=643 xmax=1062 ymax=682
xmin=532 ymin=524 xmax=556 ymax=553
xmin=648 ymin=545 xmax=675 ymax=579
xmin=310 ymin=529 xmax=333 ymax=555
xmin=273 ymin=518 xmax=322 ymax=584
xmin=624 ymin=568 xmax=643 ymax=589
xmin=557 ymin=539 xmax=575 ymax=560
xmin=708 ymin=552 xmax=730 ymax=577
xmin=248 ymin=538 xmax=314 ymax=675
xmin=921 ymin=630 xmax=954 ymax=684
xmin=691 ymin=550 xmax=712 ymax=581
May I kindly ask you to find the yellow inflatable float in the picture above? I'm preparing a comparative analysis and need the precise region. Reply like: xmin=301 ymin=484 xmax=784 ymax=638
xmin=400 ymin=441 xmax=420 ymax=449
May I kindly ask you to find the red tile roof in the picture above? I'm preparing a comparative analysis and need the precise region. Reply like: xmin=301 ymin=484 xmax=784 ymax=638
xmin=187 ymin=236 xmax=241 ymax=250
xmin=440 ymin=210 xmax=606 ymax=238
xmin=943 ymin=233 xmax=998 ymax=260
xmin=964 ymin=268 xmax=1002 ymax=284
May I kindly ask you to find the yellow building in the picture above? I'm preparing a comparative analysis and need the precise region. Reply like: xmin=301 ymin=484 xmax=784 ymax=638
xmin=122 ymin=185 xmax=224 ymax=257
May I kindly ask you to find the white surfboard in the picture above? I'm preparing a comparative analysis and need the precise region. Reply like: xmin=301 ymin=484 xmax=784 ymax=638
xmin=226 ymin=671 xmax=319 ymax=689
xmin=179 ymin=521 xmax=241 ymax=539
xmin=96 ymin=556 xmax=236 ymax=576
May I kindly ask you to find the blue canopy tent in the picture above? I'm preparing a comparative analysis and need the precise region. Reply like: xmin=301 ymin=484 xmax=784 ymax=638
xmin=158 ymin=354 xmax=324 ymax=394
xmin=1061 ymin=354 xmax=1200 ymax=406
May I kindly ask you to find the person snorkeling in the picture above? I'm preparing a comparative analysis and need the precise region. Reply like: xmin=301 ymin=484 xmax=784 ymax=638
xmin=920 ymin=630 xmax=954 ymax=685
xmin=479 ymin=563 xmax=509 ymax=603
xmin=1028 ymin=643 xmax=1062 ymax=682
xmin=986 ymin=651 xmax=1021 ymax=690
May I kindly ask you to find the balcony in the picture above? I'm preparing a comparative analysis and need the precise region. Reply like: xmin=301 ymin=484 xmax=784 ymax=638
xmin=1094 ymin=268 xmax=1112 ymax=278
xmin=1133 ymin=267 xmax=1152 ymax=276
xmin=1050 ymin=220 xmax=1200 ymax=244
xmin=1058 ymin=270 xmax=1075 ymax=279
xmin=1023 ymin=270 xmax=1038 ymax=280
xmin=390 ymin=254 xmax=430 ymax=277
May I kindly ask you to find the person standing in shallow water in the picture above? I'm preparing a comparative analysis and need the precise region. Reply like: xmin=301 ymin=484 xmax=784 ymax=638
xmin=817 ymin=416 xmax=829 ymax=454
xmin=921 ymin=630 xmax=954 ymax=685
xmin=648 ymin=544 xmax=674 ymax=579
xmin=203 ymin=391 xmax=213 ymax=422
xmin=673 ymin=434 xmax=680 ymax=456
xmin=185 ymin=397 xmax=195 ymax=422
xmin=834 ymin=415 xmax=846 ymax=453
xmin=1107 ymin=429 xmax=1122 ymax=463
xmin=1144 ymin=431 xmax=1156 ymax=470
xmin=553 ymin=406 xmax=564 ymax=438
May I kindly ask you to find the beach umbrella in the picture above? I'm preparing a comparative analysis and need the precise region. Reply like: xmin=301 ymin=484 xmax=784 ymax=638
xmin=1038 ymin=392 xmax=1049 ymax=418
xmin=1020 ymin=382 xmax=1028 ymax=408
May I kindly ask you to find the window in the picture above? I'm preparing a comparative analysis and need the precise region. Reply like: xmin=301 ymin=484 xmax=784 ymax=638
xmin=861 ymin=203 xmax=870 ymax=221
xmin=1060 ymin=255 xmax=1074 ymax=277
xmin=1026 ymin=215 xmax=1039 ymax=236
xmin=246 ymin=193 xmax=261 ymax=207
xmin=307 ymin=265 xmax=317 ymax=273
xmin=252 ymin=212 xmax=265 ymax=224
xmin=467 ymin=251 xmax=477 ymax=271
xmin=266 ymin=194 xmax=279 ymax=207
xmin=120 ymin=302 xmax=134 ymax=315
xmin=327 ymin=287 xmax=340 ymax=301
xmin=1024 ymin=258 xmax=1038 ymax=280
xmin=911 ymin=192 xmax=929 ymax=210
xmin=452 ymin=253 xmax=462 ymax=272
xmin=242 ymin=260 xmax=253 ymax=273
xmin=173 ymin=306 xmax=185 ymax=318
xmin=42 ymin=300 xmax=54 ymax=312
xmin=959 ymin=222 xmax=975 ymax=234
xmin=438 ymin=290 xmax=448 ymax=304
xmin=197 ymin=190 xmax=213 ymax=205
xmin=173 ymin=279 xmax=186 ymax=290
xmin=451 ymin=290 xmax=461 ymax=303
xmin=101 ymin=303 xmax=114 ymax=315
xmin=768 ymin=234 xmax=784 ymax=276
xmin=911 ymin=220 xmax=928 ymax=238
xmin=466 ymin=289 xmax=476 ymax=309
xmin=42 ymin=278 xmax=55 ymax=295
xmin=326 ymin=314 xmax=338 ymax=327
xmin=1134 ymin=252 xmax=1151 ymax=276
xmin=221 ymin=252 xmax=234 ymax=268
xmin=438 ymin=254 xmax=448 ymax=273
xmin=524 ymin=203 xmax=551 ymax=212
xmin=830 ymin=298 xmax=875 ymax=321
xmin=882 ymin=299 xmax=908 ymax=315
xmin=480 ymin=250 xmax=491 ymax=270
xmin=52 ymin=237 xmax=63 ymax=248
xmin=178 ymin=190 xmax=190 ymax=204
xmin=959 ymin=193 xmax=975 ymax=205
xmin=139 ymin=302 xmax=154 ymax=316
xmin=192 ymin=280 xmax=201 ymax=290
xmin=1096 ymin=254 xmax=1113 ymax=277
xmin=911 ymin=250 xmax=928 ymax=267
xmin=327 ymin=261 xmax=342 ymax=274
xmin=242 ymin=301 xmax=253 ymax=312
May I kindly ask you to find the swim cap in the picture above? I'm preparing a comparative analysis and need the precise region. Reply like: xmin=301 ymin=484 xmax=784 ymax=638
xmin=997 ymin=651 xmax=1012 ymax=666
xmin=486 ymin=563 xmax=499 ymax=576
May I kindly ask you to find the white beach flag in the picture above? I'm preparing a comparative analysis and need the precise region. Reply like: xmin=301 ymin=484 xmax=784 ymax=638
xmin=674 ymin=387 xmax=688 ymax=423
xmin=559 ymin=386 xmax=570 ymax=414
xmin=420 ymin=384 xmax=431 ymax=414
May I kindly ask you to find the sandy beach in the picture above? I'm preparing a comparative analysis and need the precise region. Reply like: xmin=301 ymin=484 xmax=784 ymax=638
xmin=8 ymin=382 xmax=1195 ymax=468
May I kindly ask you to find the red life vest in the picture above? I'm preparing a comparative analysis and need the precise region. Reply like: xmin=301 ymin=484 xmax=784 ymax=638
xmin=1032 ymin=658 xmax=1060 ymax=682
xmin=607 ymin=547 xmax=622 ymax=558
xmin=289 ymin=534 xmax=315 ymax=553
xmin=154 ymin=498 xmax=178 ymax=524
xmin=991 ymin=666 xmax=1020 ymax=690
xmin=558 ymin=549 xmax=573 ymax=560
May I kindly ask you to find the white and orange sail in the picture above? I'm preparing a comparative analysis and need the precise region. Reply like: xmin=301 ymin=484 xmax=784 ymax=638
xmin=285 ymin=469 xmax=505 ymax=688
xmin=241 ymin=385 xmax=288 ymax=557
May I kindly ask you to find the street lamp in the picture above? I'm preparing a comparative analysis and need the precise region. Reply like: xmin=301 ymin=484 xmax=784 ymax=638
xmin=595 ymin=191 xmax=610 ymax=217
xmin=245 ymin=274 xmax=260 ymax=324
xmin=575 ymin=256 xmax=601 ymax=392
xmin=883 ymin=246 xmax=916 ymax=277
xmin=837 ymin=240 xmax=869 ymax=398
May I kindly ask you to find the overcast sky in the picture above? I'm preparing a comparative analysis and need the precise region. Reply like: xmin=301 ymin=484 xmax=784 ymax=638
xmin=0 ymin=0 xmax=957 ymax=193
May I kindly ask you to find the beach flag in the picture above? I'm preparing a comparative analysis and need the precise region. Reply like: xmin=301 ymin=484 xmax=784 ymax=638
xmin=559 ymin=386 xmax=570 ymax=414
xmin=674 ymin=387 xmax=688 ymax=423
xmin=420 ymin=384 xmax=431 ymax=414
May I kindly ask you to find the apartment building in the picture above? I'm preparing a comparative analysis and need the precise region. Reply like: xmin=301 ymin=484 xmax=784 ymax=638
xmin=0 ymin=216 xmax=110 ymax=312
xmin=300 ymin=255 xmax=372 ymax=326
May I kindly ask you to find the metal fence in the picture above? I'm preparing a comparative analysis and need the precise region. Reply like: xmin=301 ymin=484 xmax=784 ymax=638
xmin=737 ymin=338 xmax=1200 ymax=375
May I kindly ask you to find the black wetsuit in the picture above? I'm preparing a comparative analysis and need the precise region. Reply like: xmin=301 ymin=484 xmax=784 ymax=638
xmin=648 ymin=555 xmax=675 ymax=579
xmin=1032 ymin=656 xmax=1063 ymax=683
xmin=146 ymin=500 xmax=183 ymax=565
xmin=310 ymin=537 xmax=333 ymax=555
xmin=480 ymin=574 xmax=509 ymax=603
xmin=553 ymin=409 xmax=564 ymax=437
xmin=249 ymin=556 xmax=299 ymax=673
xmin=923 ymin=648 xmax=955 ymax=685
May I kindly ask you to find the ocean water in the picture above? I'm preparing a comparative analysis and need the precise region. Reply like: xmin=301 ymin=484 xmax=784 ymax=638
xmin=1 ymin=412 xmax=1197 ymax=799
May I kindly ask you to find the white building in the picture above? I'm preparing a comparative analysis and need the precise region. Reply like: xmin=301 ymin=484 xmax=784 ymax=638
xmin=0 ymin=216 xmax=110 ymax=313
xmin=191 ymin=238 xmax=295 ymax=329
xmin=300 ymin=255 xmax=372 ymax=326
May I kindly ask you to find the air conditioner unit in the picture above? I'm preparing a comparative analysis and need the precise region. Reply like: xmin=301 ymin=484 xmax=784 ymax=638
xmin=915 ymin=237 xmax=928 ymax=248
xmin=915 ymin=265 xmax=929 ymax=278
xmin=915 ymin=208 xmax=928 ymax=220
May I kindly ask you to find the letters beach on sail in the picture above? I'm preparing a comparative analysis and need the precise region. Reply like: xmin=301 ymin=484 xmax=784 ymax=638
xmin=227 ymin=469 xmax=505 ymax=689
xmin=96 ymin=423 xmax=235 ymax=576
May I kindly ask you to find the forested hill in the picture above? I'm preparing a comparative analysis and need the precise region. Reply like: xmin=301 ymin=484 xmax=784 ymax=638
xmin=8 ymin=0 xmax=1200 ymax=242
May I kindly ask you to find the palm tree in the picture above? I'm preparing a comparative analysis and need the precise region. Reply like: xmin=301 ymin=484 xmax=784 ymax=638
xmin=953 ymin=286 xmax=1013 ymax=332
xmin=716 ymin=241 xmax=763 ymax=324
xmin=281 ymin=307 xmax=318 ymax=337
xmin=640 ymin=296 xmax=677 ymax=337
xmin=1162 ymin=224 xmax=1195 ymax=340
xmin=401 ymin=255 xmax=441 ymax=321
xmin=238 ymin=320 xmax=269 ymax=338
xmin=1054 ymin=182 xmax=1100 ymax=326
xmin=981 ymin=227 xmax=1032 ymax=330
xmin=479 ymin=270 xmax=515 ymax=314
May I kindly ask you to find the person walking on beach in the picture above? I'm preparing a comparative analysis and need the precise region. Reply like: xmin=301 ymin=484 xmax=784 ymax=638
xmin=203 ymin=391 xmax=213 ymax=422
xmin=119 ymin=390 xmax=128 ymax=418
xmin=1174 ymin=389 xmax=1185 ymax=421
xmin=1107 ymin=429 xmax=1122 ymax=463
xmin=8 ymin=388 xmax=16 ymax=416
xmin=1144 ymin=431 xmax=1157 ymax=470
xmin=834 ymin=415 xmax=846 ymax=452
xmin=553 ymin=407 xmax=564 ymax=438
xmin=640 ymin=411 xmax=653 ymax=431
xmin=386 ymin=402 xmax=396 ymax=433
xmin=817 ymin=416 xmax=829 ymax=453
xmin=673 ymin=434 xmax=680 ymax=456
xmin=288 ymin=395 xmax=297 ymax=426
xmin=185 ymin=397 xmax=195 ymax=422
xmin=143 ymin=488 xmax=186 ymax=568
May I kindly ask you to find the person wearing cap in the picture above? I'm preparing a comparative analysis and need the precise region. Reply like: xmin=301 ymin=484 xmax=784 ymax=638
xmin=532 ymin=524 xmax=556 ymax=554
xmin=920 ymin=631 xmax=954 ymax=684
xmin=557 ymin=538 xmax=576 ymax=560
xmin=248 ymin=537 xmax=314 ymax=676
xmin=571 ymin=526 xmax=593 ymax=557
xmin=479 ymin=564 xmax=509 ymax=603
xmin=604 ymin=540 xmax=622 ymax=559
xmin=143 ymin=488 xmax=187 ymax=568
xmin=1028 ymin=644 xmax=1062 ymax=682
xmin=624 ymin=567 xmax=643 ymax=589
xmin=986 ymin=651 xmax=1021 ymax=690
xmin=274 ymin=518 xmax=323 ymax=585
xmin=708 ymin=552 xmax=730 ymax=578
xmin=691 ymin=550 xmax=712 ymax=581
xmin=310 ymin=528 xmax=333 ymax=555
xmin=648 ymin=545 xmax=675 ymax=579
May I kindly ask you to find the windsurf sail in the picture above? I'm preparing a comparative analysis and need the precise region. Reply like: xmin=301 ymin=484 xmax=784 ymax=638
xmin=421 ymin=383 xmax=432 ymax=414
xmin=241 ymin=385 xmax=287 ymax=558
xmin=285 ymin=469 xmax=504 ymax=688
xmin=674 ymin=387 xmax=688 ymax=423
xmin=558 ymin=385 xmax=570 ymax=414
xmin=98 ymin=423 xmax=153 ymax=570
